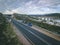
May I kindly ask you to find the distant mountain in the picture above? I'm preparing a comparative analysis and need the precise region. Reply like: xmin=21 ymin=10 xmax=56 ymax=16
xmin=44 ymin=13 xmax=60 ymax=17
xmin=4 ymin=13 xmax=60 ymax=17
xmin=29 ymin=13 xmax=60 ymax=17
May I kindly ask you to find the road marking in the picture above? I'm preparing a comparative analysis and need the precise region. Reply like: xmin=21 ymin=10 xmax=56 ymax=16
xmin=13 ymin=20 xmax=35 ymax=45
xmin=14 ymin=20 xmax=52 ymax=45
xmin=22 ymin=32 xmax=35 ymax=45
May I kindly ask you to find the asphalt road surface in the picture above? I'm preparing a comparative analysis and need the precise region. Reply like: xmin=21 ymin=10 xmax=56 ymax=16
xmin=12 ymin=19 xmax=60 ymax=45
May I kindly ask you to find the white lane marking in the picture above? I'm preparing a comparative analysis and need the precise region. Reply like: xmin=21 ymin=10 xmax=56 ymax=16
xmin=15 ymin=21 xmax=52 ymax=45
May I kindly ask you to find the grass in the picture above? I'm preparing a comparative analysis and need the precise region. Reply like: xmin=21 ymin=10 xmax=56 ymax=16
xmin=0 ymin=13 xmax=23 ymax=45
xmin=26 ymin=19 xmax=60 ymax=34
xmin=4 ymin=23 xmax=23 ymax=45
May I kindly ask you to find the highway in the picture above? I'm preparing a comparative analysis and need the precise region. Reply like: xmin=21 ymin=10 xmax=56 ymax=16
xmin=12 ymin=19 xmax=60 ymax=45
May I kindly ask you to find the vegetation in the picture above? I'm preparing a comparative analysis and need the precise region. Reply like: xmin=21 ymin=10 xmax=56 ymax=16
xmin=26 ymin=19 xmax=60 ymax=34
xmin=0 ymin=13 xmax=23 ymax=45
xmin=45 ymin=13 xmax=60 ymax=17
xmin=43 ymin=13 xmax=60 ymax=19
xmin=28 ymin=16 xmax=39 ymax=20
xmin=13 ymin=13 xmax=27 ymax=20
xmin=13 ymin=13 xmax=60 ymax=34
xmin=14 ymin=15 xmax=23 ymax=20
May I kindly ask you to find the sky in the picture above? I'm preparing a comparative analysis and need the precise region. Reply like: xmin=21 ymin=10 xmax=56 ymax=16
xmin=0 ymin=0 xmax=60 ymax=14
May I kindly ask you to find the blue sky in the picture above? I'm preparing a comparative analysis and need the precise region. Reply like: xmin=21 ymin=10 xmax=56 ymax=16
xmin=0 ymin=0 xmax=60 ymax=14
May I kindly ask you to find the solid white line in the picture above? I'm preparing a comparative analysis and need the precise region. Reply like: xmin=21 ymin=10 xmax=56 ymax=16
xmin=16 ymin=20 xmax=52 ymax=45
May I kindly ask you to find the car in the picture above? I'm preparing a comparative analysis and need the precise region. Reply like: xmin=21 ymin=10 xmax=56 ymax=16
xmin=28 ymin=22 xmax=32 ymax=27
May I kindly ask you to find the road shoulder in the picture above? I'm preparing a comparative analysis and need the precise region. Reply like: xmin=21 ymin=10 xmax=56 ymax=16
xmin=31 ymin=25 xmax=60 ymax=41
xmin=12 ymin=23 xmax=32 ymax=45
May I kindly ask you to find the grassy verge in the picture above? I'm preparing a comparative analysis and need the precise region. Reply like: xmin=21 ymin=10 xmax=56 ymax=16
xmin=4 ymin=23 xmax=23 ymax=45
xmin=26 ymin=19 xmax=60 ymax=34
xmin=0 ymin=13 xmax=23 ymax=45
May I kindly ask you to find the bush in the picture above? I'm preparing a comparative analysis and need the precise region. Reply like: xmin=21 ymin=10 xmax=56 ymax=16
xmin=0 ymin=13 xmax=22 ymax=45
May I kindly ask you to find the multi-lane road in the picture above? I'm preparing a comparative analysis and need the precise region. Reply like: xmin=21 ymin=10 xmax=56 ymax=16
xmin=12 ymin=19 xmax=60 ymax=45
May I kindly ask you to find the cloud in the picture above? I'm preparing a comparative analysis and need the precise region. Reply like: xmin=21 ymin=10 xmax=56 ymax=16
xmin=3 ymin=10 xmax=13 ymax=14
xmin=1 ymin=0 xmax=60 ymax=14
xmin=38 ymin=0 xmax=60 ymax=7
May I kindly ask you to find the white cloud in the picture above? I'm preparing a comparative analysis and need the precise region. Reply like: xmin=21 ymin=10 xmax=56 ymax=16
xmin=5 ymin=6 xmax=56 ymax=14
xmin=3 ymin=0 xmax=60 ymax=14
xmin=25 ymin=1 xmax=33 ymax=6
xmin=3 ymin=10 xmax=14 ymax=14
